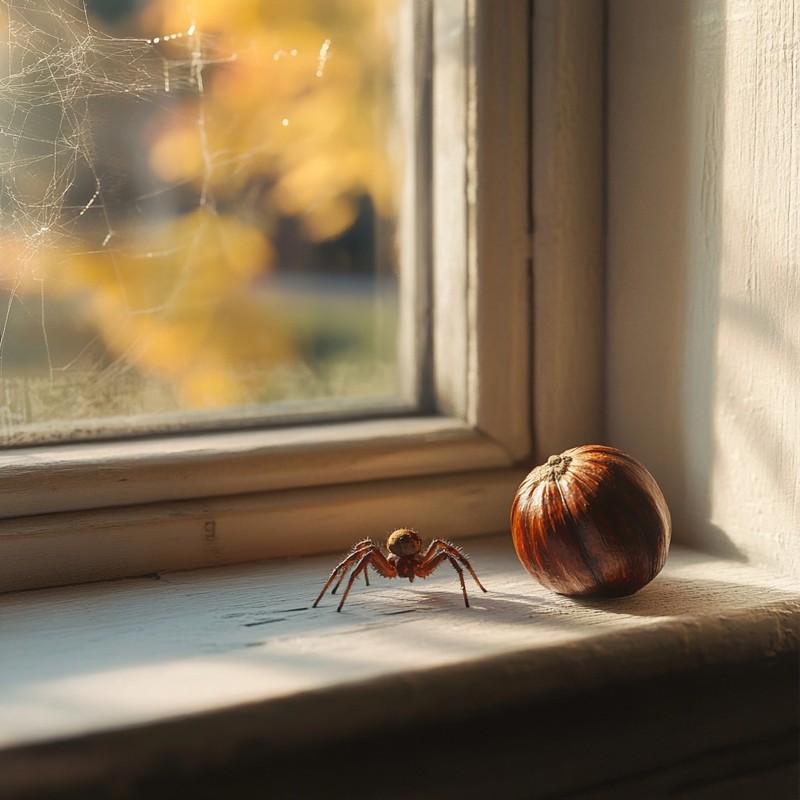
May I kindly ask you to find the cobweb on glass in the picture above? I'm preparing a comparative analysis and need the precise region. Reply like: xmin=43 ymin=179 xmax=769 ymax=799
xmin=1 ymin=4 xmax=214 ymax=348
xmin=0 ymin=0 xmax=404 ymax=445
xmin=1 ymin=0 xmax=210 ymax=246
xmin=0 ymin=1 xmax=226 ymax=442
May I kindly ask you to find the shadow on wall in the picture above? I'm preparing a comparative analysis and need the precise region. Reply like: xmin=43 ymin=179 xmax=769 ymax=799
xmin=609 ymin=0 xmax=800 ymax=571
xmin=681 ymin=0 xmax=800 ymax=568
xmin=607 ymin=0 xmax=732 ymax=557
xmin=679 ymin=0 xmax=731 ymax=557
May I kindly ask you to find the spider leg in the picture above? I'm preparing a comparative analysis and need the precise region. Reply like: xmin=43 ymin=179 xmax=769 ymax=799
xmin=416 ymin=551 xmax=471 ymax=607
xmin=446 ymin=555 xmax=470 ymax=607
xmin=332 ymin=568 xmax=370 ymax=592
xmin=312 ymin=540 xmax=376 ymax=608
xmin=332 ymin=539 xmax=376 ymax=594
xmin=336 ymin=549 xmax=396 ymax=612
xmin=423 ymin=539 xmax=487 ymax=594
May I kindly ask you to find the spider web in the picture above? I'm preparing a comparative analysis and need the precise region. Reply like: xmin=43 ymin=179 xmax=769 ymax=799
xmin=0 ymin=0 xmax=400 ymax=445
xmin=0 ymin=0 xmax=224 ymax=441
xmin=0 ymin=0 xmax=216 ymax=260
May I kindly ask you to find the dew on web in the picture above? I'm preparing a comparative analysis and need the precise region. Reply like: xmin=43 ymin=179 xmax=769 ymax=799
xmin=145 ymin=21 xmax=196 ymax=47
xmin=316 ymin=38 xmax=331 ymax=77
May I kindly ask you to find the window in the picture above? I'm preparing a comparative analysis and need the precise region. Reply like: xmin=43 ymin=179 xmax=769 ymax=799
xmin=0 ymin=1 xmax=533 ymax=593
xmin=1 ymin=0 xmax=412 ymax=444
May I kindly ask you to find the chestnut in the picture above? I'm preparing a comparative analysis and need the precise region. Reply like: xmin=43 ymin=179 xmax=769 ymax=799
xmin=510 ymin=444 xmax=671 ymax=597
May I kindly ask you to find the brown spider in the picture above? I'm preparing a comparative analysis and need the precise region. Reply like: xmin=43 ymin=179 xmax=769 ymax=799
xmin=312 ymin=528 xmax=487 ymax=612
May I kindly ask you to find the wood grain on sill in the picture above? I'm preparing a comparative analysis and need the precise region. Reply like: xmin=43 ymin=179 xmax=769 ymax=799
xmin=0 ymin=535 xmax=798 ymax=799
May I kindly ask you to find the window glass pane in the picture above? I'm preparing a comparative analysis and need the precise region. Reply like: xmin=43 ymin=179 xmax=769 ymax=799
xmin=0 ymin=0 xmax=408 ymax=445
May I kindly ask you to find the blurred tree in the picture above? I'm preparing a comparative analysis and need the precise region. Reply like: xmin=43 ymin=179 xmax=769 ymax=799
xmin=3 ymin=0 xmax=402 ymax=423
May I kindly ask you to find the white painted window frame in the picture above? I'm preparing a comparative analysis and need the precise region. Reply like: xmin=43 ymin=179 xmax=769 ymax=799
xmin=0 ymin=1 xmax=534 ymax=593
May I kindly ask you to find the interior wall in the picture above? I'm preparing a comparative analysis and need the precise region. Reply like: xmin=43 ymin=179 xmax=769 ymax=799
xmin=606 ymin=0 xmax=800 ymax=576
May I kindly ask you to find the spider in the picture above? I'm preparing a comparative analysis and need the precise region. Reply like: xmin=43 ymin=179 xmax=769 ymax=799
xmin=312 ymin=528 xmax=487 ymax=612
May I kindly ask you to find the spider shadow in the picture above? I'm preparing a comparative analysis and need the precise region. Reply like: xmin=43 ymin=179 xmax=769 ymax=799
xmin=363 ymin=581 xmax=580 ymax=624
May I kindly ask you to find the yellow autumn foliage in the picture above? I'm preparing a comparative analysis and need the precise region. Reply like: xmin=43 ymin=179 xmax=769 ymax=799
xmin=54 ymin=209 xmax=293 ymax=408
xmin=2 ymin=0 xmax=401 ymax=415
xmin=143 ymin=0 xmax=400 ymax=229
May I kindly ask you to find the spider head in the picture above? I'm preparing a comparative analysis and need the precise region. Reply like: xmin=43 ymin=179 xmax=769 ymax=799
xmin=387 ymin=528 xmax=422 ymax=557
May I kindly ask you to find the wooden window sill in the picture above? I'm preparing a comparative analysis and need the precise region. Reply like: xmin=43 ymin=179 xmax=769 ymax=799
xmin=1 ymin=535 xmax=798 ymax=799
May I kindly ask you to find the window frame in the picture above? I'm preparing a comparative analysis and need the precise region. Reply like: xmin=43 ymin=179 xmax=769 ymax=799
xmin=0 ymin=0 xmax=535 ymax=593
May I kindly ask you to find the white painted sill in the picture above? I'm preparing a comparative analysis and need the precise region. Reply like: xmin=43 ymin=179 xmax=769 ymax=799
xmin=1 ymin=534 xmax=798 ymax=800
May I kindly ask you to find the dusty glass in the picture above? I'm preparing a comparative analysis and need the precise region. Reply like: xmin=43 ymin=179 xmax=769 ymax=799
xmin=0 ymin=0 xmax=407 ymax=444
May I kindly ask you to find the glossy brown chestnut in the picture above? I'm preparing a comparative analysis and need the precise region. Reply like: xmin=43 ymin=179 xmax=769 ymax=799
xmin=510 ymin=444 xmax=671 ymax=597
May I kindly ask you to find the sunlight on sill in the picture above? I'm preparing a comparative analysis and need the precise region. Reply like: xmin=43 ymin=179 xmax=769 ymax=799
xmin=1 ymin=534 xmax=798 ymax=751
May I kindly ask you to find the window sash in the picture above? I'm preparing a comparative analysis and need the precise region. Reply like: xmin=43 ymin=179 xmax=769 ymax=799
xmin=0 ymin=0 xmax=533 ymax=593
